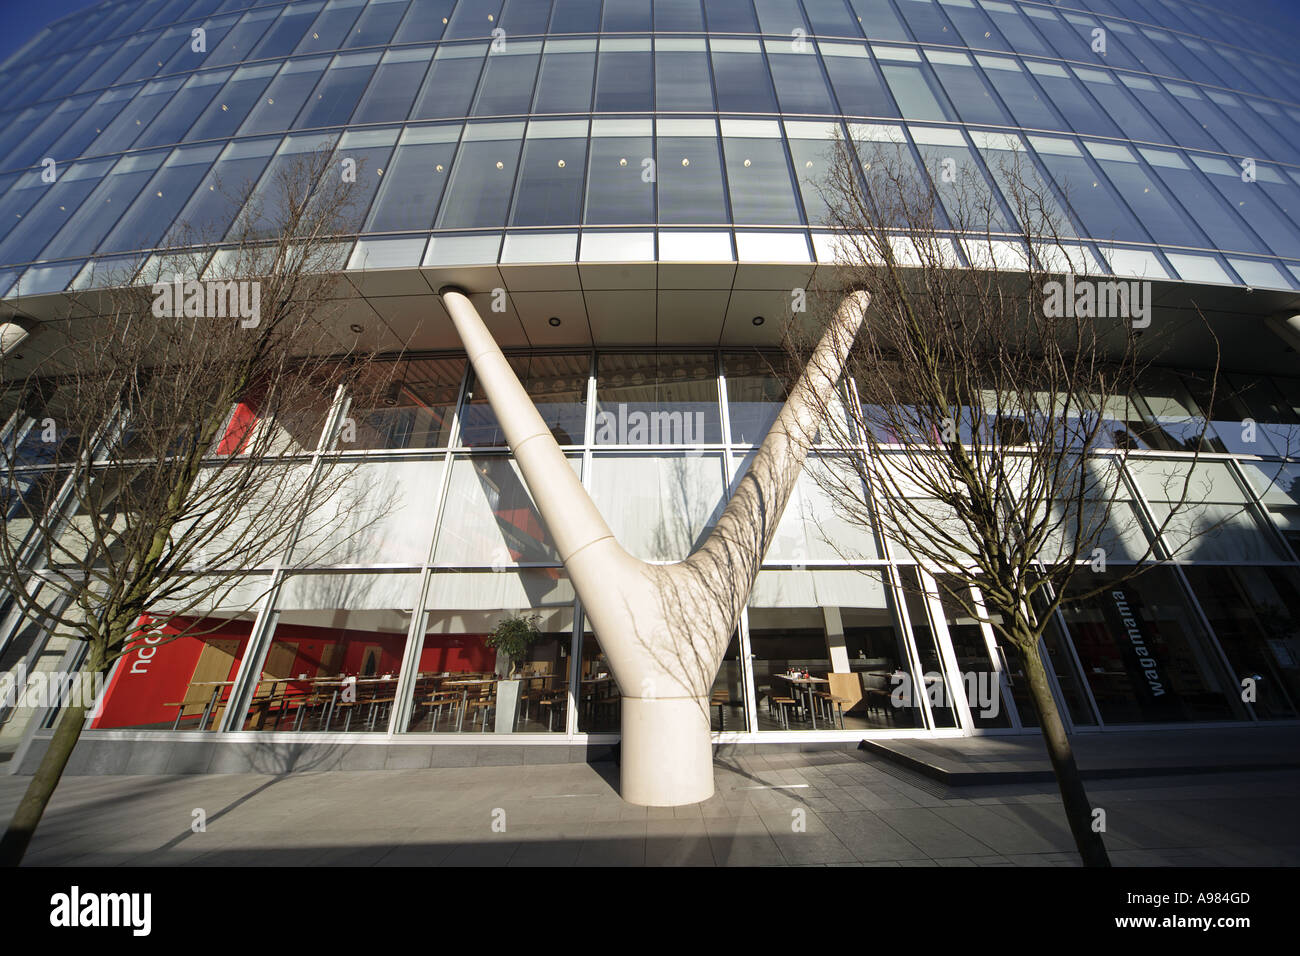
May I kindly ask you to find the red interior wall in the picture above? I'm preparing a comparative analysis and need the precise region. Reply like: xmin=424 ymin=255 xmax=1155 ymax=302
xmin=418 ymin=635 xmax=494 ymax=673
xmin=93 ymin=616 xmax=248 ymax=729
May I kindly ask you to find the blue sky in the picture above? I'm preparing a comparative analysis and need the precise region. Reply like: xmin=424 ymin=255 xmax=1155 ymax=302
xmin=0 ymin=0 xmax=97 ymax=66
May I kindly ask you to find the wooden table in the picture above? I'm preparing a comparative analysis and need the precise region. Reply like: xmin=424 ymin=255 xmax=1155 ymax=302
xmin=773 ymin=674 xmax=829 ymax=728
xmin=443 ymin=678 xmax=498 ymax=732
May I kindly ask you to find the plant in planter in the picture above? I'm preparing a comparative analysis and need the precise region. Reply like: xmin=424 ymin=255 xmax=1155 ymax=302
xmin=486 ymin=613 xmax=543 ymax=678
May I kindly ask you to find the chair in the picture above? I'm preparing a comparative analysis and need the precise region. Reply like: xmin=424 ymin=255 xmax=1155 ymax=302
xmin=766 ymin=677 xmax=799 ymax=729
xmin=536 ymin=683 xmax=567 ymax=731
xmin=464 ymin=681 xmax=496 ymax=731
xmin=816 ymin=673 xmax=860 ymax=729
xmin=710 ymin=688 xmax=731 ymax=731
xmin=424 ymin=679 xmax=461 ymax=730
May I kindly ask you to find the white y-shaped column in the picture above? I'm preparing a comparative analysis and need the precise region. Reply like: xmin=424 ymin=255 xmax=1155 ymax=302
xmin=439 ymin=286 xmax=869 ymax=805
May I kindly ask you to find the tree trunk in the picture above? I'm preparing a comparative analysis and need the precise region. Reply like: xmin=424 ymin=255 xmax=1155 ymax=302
xmin=1016 ymin=641 xmax=1111 ymax=867
xmin=0 ymin=698 xmax=88 ymax=866
xmin=0 ymin=636 xmax=106 ymax=866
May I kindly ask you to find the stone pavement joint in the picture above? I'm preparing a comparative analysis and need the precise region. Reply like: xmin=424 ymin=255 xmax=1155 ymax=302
xmin=2 ymin=753 xmax=1297 ymax=866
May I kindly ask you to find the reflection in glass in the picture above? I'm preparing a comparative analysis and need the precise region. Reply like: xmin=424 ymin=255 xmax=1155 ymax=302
xmin=408 ymin=570 xmax=573 ymax=733
xmin=1059 ymin=567 xmax=1240 ymax=724
xmin=1182 ymin=565 xmax=1300 ymax=719
xmin=459 ymin=354 xmax=587 ymax=446
xmin=242 ymin=576 xmax=415 ymax=733
xmin=345 ymin=358 xmax=464 ymax=450
xmin=595 ymin=353 xmax=721 ymax=445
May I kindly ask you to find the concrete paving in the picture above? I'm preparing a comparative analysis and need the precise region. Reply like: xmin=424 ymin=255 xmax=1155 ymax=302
xmin=3 ymin=750 xmax=1297 ymax=866
xmin=862 ymin=726 xmax=1300 ymax=784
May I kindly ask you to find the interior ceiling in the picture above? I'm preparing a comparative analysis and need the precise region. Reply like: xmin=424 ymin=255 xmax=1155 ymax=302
xmin=3 ymin=261 xmax=1298 ymax=380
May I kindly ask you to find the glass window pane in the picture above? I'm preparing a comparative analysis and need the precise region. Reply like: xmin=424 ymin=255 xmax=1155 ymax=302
xmin=435 ymin=121 xmax=524 ymax=229
xmin=185 ymin=63 xmax=279 ymax=141
xmin=99 ymin=144 xmax=220 ymax=255
xmin=343 ymin=0 xmax=409 ymax=48
xmin=473 ymin=42 xmax=542 ymax=116
xmin=511 ymin=121 xmax=588 ymax=227
xmin=238 ymin=57 xmax=330 ymax=135
xmin=293 ymin=0 xmax=367 ymax=54
xmin=589 ymin=452 xmax=726 ymax=561
xmin=205 ymin=7 xmax=277 ymax=65
xmin=1060 ymin=568 xmax=1241 ymax=724
xmin=768 ymin=46 xmax=836 ymax=115
xmin=444 ymin=0 xmax=505 ymax=39
xmin=364 ymin=124 xmax=458 ymax=232
xmin=753 ymin=0 xmax=807 ymax=34
xmin=411 ymin=44 xmax=486 ymax=121
xmin=297 ymin=462 xmax=443 ymax=566
xmin=879 ymin=59 xmax=956 ymax=122
xmin=353 ymin=46 xmax=432 ymax=124
xmin=654 ymin=0 xmax=704 ymax=31
xmin=392 ymin=0 xmax=453 ymax=43
xmin=550 ymin=0 xmax=602 ymax=32
xmin=1182 ymin=566 xmax=1300 ymax=720
xmin=655 ymin=41 xmax=714 ymax=112
xmin=411 ymin=570 xmax=573 ymax=733
xmin=434 ymin=456 xmax=576 ymax=564
xmin=252 ymin=2 xmax=326 ymax=59
xmin=976 ymin=57 xmax=1061 ymax=130
xmin=786 ymin=127 xmax=836 ymax=225
xmin=38 ymin=153 xmax=166 ymax=262
xmin=1030 ymin=136 xmax=1149 ymax=245
xmin=705 ymin=0 xmax=759 ymax=32
xmin=168 ymin=137 xmax=277 ymax=243
xmin=296 ymin=51 xmax=380 ymax=128
xmin=136 ymin=71 xmax=229 ymax=148
xmin=595 ymin=353 xmax=721 ymax=444
xmin=657 ymin=119 xmax=729 ymax=224
xmin=345 ymin=358 xmax=465 ymax=450
xmin=711 ymin=42 xmax=778 ymax=113
xmin=821 ymin=44 xmax=897 ymax=117
xmin=533 ymin=40 xmax=595 ymax=113
xmin=722 ymin=121 xmax=803 ymax=225
xmin=87 ymin=79 xmax=184 ymax=155
xmin=459 ymin=353 xmax=588 ymax=446
xmin=749 ymin=569 xmax=921 ymax=730
xmin=595 ymin=40 xmax=653 ymax=112
xmin=1084 ymin=141 xmax=1207 ymax=247
xmin=584 ymin=120 xmax=655 ymax=224
xmin=92 ymin=596 xmax=259 ymax=731
xmin=602 ymin=0 xmax=652 ymax=31
xmin=927 ymin=52 xmax=1011 ymax=126
xmin=577 ymin=630 xmax=621 ymax=732
xmin=934 ymin=576 xmax=1011 ymax=728
xmin=239 ymin=574 xmax=419 ymax=733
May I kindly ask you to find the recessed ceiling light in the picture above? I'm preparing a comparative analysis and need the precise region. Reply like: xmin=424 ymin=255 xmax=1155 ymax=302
xmin=548 ymin=316 xmax=561 ymax=327
xmin=752 ymin=316 xmax=765 ymax=326
xmin=349 ymin=323 xmax=364 ymax=333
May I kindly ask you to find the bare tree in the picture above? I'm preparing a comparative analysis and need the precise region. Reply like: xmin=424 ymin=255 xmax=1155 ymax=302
xmin=0 ymin=147 xmax=395 ymax=865
xmin=785 ymin=127 xmax=1255 ymax=867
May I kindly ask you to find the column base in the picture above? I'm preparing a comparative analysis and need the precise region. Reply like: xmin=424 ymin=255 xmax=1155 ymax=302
xmin=619 ymin=695 xmax=714 ymax=806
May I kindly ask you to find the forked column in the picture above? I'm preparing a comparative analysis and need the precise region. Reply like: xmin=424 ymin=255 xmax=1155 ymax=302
xmin=438 ymin=286 xmax=868 ymax=806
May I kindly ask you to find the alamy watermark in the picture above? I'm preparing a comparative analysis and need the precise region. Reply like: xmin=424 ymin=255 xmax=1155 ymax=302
xmin=151 ymin=274 xmax=261 ymax=328
xmin=1042 ymin=275 xmax=1151 ymax=329
xmin=0 ymin=665 xmax=105 ymax=717
xmin=594 ymin=403 xmax=708 ymax=445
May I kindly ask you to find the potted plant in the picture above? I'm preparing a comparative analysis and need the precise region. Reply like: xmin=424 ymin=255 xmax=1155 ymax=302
xmin=485 ymin=613 xmax=542 ymax=731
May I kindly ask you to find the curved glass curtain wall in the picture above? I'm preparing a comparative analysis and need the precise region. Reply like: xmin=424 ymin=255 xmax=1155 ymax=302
xmin=1 ymin=0 xmax=1300 ymax=296
xmin=5 ymin=350 xmax=1300 ymax=742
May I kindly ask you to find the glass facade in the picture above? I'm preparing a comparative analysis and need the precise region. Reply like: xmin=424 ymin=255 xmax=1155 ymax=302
xmin=3 ymin=0 xmax=1300 ymax=753
xmin=0 ymin=0 xmax=1298 ymax=293
xmin=5 ymin=352 xmax=1300 ymax=744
